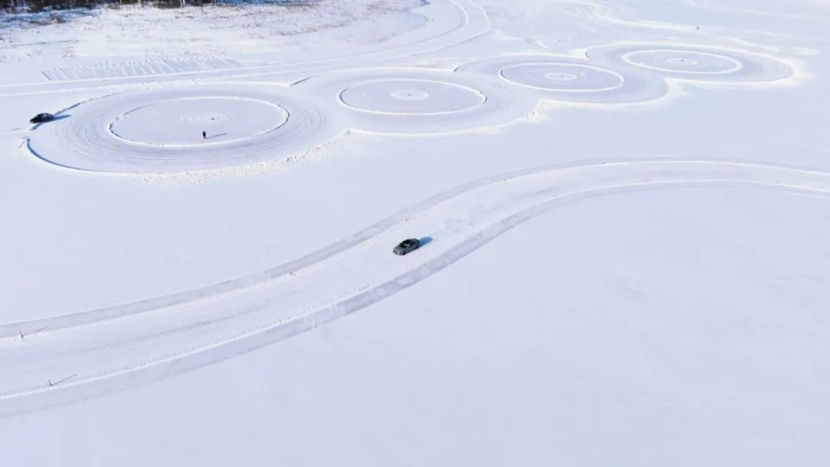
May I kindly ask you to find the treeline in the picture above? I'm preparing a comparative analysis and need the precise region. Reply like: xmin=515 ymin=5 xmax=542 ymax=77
xmin=3 ymin=0 xmax=272 ymax=13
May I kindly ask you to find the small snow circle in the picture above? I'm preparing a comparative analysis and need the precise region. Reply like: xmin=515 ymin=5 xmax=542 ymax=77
xmin=499 ymin=63 xmax=624 ymax=92
xmin=623 ymin=49 xmax=742 ymax=75
xmin=339 ymin=79 xmax=486 ymax=115
xmin=109 ymin=96 xmax=287 ymax=146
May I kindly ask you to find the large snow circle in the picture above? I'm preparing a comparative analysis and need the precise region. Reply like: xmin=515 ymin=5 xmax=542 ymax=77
xmin=458 ymin=56 xmax=667 ymax=105
xmin=28 ymin=85 xmax=338 ymax=173
xmin=109 ymin=97 xmax=288 ymax=146
xmin=623 ymin=49 xmax=742 ymax=75
xmin=592 ymin=44 xmax=793 ymax=84
xmin=339 ymin=79 xmax=486 ymax=115
xmin=297 ymin=68 xmax=535 ymax=134
xmin=499 ymin=63 xmax=624 ymax=92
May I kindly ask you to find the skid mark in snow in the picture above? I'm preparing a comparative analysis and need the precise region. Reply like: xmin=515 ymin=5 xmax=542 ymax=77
xmin=499 ymin=63 xmax=624 ymax=92
xmin=458 ymin=54 xmax=667 ymax=105
xmin=339 ymin=79 xmax=486 ymax=116
xmin=298 ymin=67 xmax=536 ymax=134
xmin=108 ymin=97 xmax=289 ymax=147
xmin=13 ymin=0 xmax=800 ymax=174
xmin=1 ymin=160 xmax=830 ymax=416
xmin=27 ymin=85 xmax=338 ymax=173
xmin=458 ymin=41 xmax=795 ymax=106
xmin=24 ymin=42 xmax=796 ymax=173
xmin=594 ymin=43 xmax=796 ymax=85
xmin=624 ymin=49 xmax=742 ymax=75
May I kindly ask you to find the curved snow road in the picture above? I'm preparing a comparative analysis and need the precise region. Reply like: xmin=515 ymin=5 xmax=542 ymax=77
xmin=2 ymin=160 xmax=829 ymax=416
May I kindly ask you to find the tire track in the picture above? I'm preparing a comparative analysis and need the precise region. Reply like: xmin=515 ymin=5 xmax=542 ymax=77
xmin=2 ymin=160 xmax=829 ymax=417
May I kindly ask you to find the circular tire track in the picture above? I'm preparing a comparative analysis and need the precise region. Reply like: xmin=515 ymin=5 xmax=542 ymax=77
xmin=109 ymin=96 xmax=289 ymax=147
xmin=624 ymin=50 xmax=742 ymax=75
xmin=28 ymin=85 xmax=338 ymax=173
xmin=296 ymin=68 xmax=536 ymax=134
xmin=457 ymin=55 xmax=667 ymax=105
xmin=594 ymin=44 xmax=794 ymax=84
xmin=500 ymin=63 xmax=624 ymax=92
xmin=339 ymin=78 xmax=487 ymax=116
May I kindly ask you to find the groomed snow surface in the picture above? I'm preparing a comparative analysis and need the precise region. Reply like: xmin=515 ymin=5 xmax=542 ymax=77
xmin=1 ymin=0 xmax=829 ymax=465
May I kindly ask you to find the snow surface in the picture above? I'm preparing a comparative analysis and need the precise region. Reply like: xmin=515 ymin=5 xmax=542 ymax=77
xmin=1 ymin=0 xmax=829 ymax=465
xmin=0 ymin=1 xmax=423 ymax=61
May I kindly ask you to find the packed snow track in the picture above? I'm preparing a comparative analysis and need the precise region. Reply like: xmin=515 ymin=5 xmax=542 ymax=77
xmin=457 ymin=55 xmax=666 ymax=105
xmin=1 ymin=160 xmax=829 ymax=416
xmin=22 ymin=41 xmax=796 ymax=172
xmin=308 ymin=67 xmax=535 ymax=134
xmin=27 ymin=85 xmax=338 ymax=173
xmin=598 ymin=44 xmax=796 ymax=84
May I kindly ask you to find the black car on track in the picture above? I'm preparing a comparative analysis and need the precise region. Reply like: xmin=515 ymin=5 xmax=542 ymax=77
xmin=393 ymin=238 xmax=421 ymax=256
xmin=30 ymin=113 xmax=54 ymax=124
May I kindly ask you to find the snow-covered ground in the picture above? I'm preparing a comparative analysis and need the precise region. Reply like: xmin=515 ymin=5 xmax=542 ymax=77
xmin=0 ymin=0 xmax=423 ymax=61
xmin=1 ymin=0 xmax=829 ymax=465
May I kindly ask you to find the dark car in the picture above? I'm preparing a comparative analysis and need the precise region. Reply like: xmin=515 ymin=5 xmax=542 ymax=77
xmin=393 ymin=238 xmax=421 ymax=256
xmin=30 ymin=113 xmax=54 ymax=124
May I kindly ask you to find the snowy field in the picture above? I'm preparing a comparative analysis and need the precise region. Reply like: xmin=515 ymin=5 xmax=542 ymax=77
xmin=1 ymin=0 xmax=829 ymax=464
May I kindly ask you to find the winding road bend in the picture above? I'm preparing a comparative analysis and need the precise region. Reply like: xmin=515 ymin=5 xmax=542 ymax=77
xmin=1 ymin=160 xmax=829 ymax=416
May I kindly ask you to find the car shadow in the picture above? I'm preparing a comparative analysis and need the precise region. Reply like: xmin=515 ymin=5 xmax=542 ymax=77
xmin=419 ymin=236 xmax=433 ymax=247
